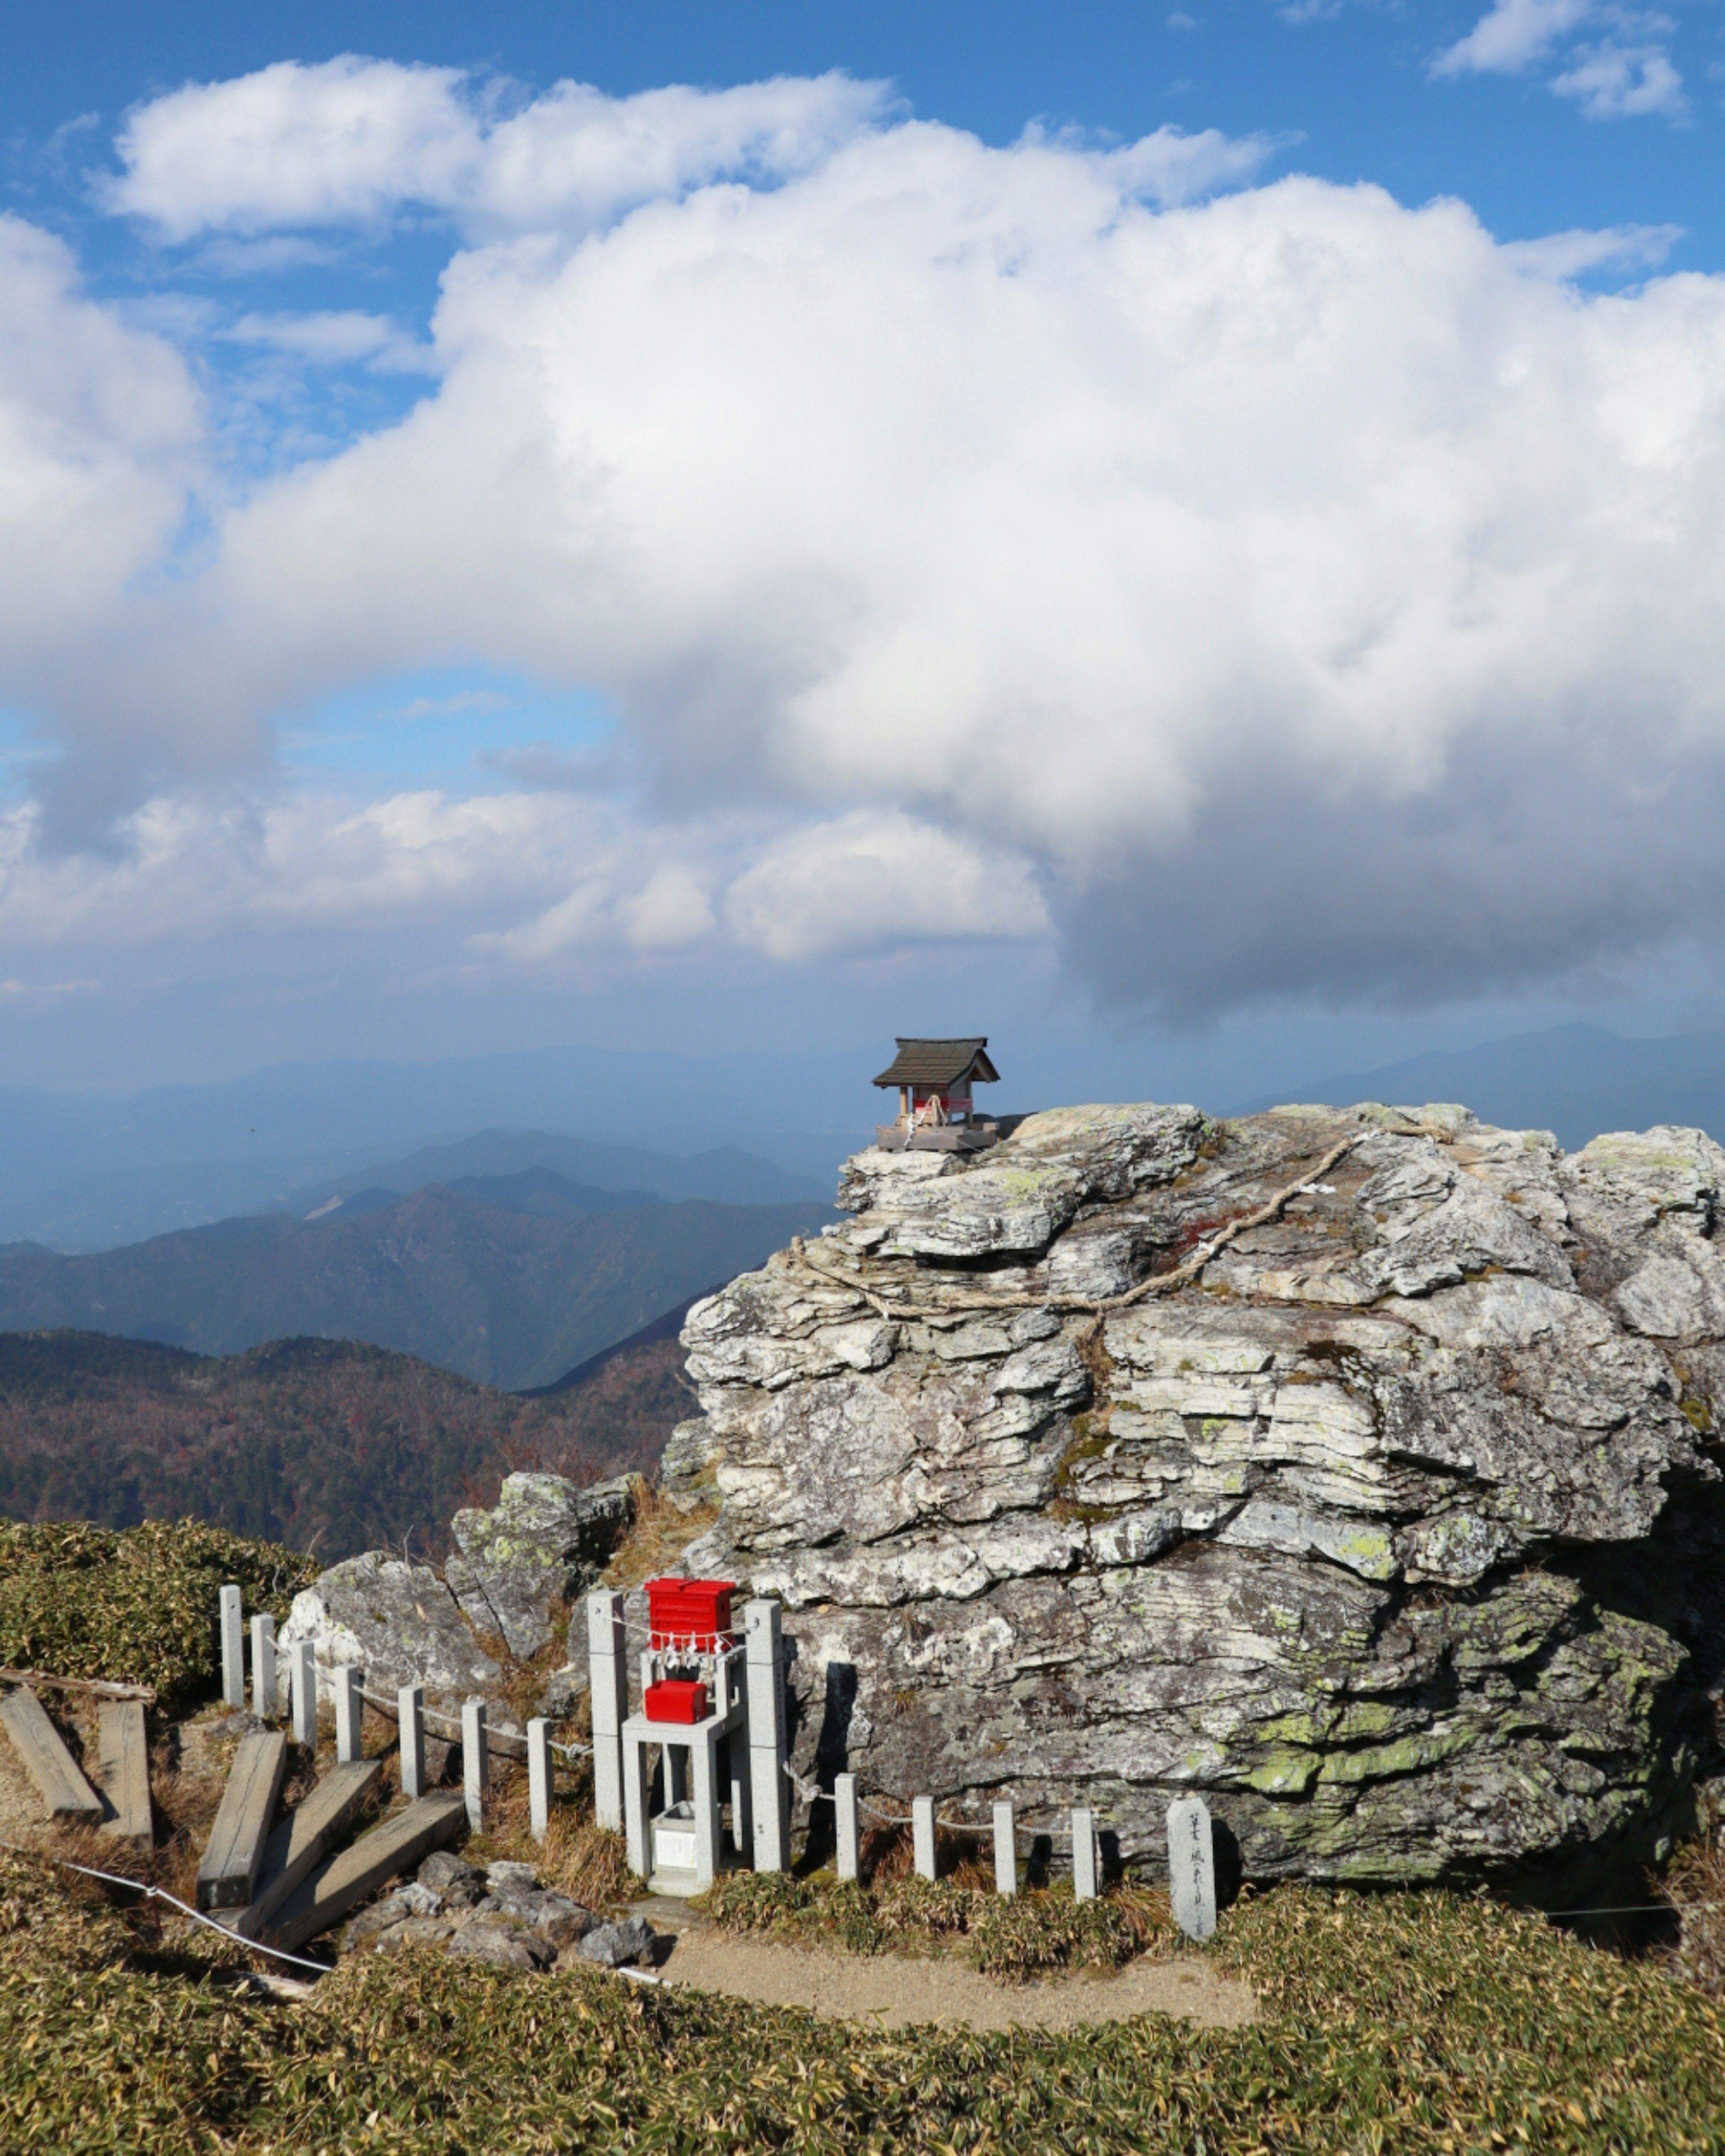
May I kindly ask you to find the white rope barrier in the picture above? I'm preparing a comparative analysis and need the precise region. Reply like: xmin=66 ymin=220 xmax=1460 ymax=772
xmin=0 ymin=1839 xmax=336 ymax=1976
xmin=358 ymin=1687 xmax=593 ymax=1763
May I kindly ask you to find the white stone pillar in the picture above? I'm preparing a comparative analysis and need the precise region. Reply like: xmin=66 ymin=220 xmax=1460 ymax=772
xmin=1072 ymin=1807 xmax=1098 ymax=1902
xmin=1167 ymin=1796 xmax=1217 ymax=1941
xmin=586 ymin=1590 xmax=627 ymax=1833
xmin=461 ymin=1699 xmax=488 ymax=1832
xmin=250 ymin=1614 xmax=276 ymax=1722
xmin=219 ymin=1584 xmax=245 ymax=1711
xmin=290 ymin=1639 xmax=317 ymax=1746
xmin=912 ymin=1796 xmax=937 ymax=1882
xmin=398 ymin=1683 xmax=425 ymax=1799
xmin=835 ymin=1772 xmax=860 ymax=1883
xmin=744 ymin=1600 xmax=788 ymax=1873
xmin=729 ymin=1741 xmax=752 ymax=1861
xmin=992 ymin=1801 xmax=1017 ymax=1896
xmin=334 ymin=1664 xmax=363 ymax=1764
xmin=527 ymin=1718 xmax=552 ymax=1841
xmin=623 ymin=1729 xmax=649 ymax=1880
xmin=692 ymin=1724 xmax=721 ymax=1890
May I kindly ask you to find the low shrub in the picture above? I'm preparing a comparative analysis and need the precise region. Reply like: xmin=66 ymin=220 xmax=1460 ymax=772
xmin=0 ymin=1516 xmax=316 ymax=1708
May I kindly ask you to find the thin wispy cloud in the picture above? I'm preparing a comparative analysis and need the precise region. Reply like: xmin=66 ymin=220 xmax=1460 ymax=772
xmin=1434 ymin=0 xmax=1687 ymax=121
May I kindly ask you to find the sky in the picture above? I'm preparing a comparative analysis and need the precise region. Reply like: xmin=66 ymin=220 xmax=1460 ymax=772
xmin=4 ymin=0 xmax=1725 ymax=1108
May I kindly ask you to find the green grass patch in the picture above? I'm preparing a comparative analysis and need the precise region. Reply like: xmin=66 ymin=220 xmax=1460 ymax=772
xmin=3 ymin=1850 xmax=1724 ymax=2152
xmin=700 ymin=1868 xmax=1163 ymax=1981
xmin=0 ymin=1517 xmax=316 ymax=1708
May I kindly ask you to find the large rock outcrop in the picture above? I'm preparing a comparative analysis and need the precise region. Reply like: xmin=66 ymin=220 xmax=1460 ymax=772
xmin=671 ymin=1103 xmax=1725 ymax=1890
xmin=279 ymin=1472 xmax=636 ymax=1720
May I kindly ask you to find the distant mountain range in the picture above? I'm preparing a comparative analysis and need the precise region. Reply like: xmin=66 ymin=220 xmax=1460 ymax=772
xmin=0 ymin=1125 xmax=836 ymax=1253
xmin=0 ymin=1041 xmax=874 ymax=1250
xmin=0 ymin=1181 xmax=832 ymax=1390
xmin=0 ymin=1325 xmax=692 ymax=1560
xmin=1236 ymin=1022 xmax=1725 ymax=1152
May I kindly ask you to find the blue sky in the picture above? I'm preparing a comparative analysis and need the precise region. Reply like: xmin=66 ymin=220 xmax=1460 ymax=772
xmin=0 ymin=2 xmax=1723 ymax=1108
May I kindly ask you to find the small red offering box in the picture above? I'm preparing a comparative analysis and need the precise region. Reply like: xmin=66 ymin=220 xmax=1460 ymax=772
xmin=646 ymin=1576 xmax=734 ymax=1647
xmin=645 ymin=1679 xmax=709 ymax=1725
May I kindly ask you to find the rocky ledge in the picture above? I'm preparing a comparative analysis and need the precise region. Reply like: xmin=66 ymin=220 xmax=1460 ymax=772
xmin=670 ymin=1102 xmax=1725 ymax=1891
xmin=279 ymin=1471 xmax=637 ymax=1727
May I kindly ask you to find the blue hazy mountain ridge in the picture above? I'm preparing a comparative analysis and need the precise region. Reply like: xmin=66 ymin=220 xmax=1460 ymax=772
xmin=0 ymin=1127 xmax=832 ymax=1254
xmin=0 ymin=1181 xmax=834 ymax=1391
xmin=281 ymin=1129 xmax=823 ymax=1215
xmin=0 ymin=1042 xmax=873 ymax=1205
xmin=1232 ymin=1023 xmax=1725 ymax=1153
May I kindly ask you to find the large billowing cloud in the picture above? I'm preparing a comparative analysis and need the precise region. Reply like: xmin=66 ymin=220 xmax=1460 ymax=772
xmin=5 ymin=64 xmax=1725 ymax=1019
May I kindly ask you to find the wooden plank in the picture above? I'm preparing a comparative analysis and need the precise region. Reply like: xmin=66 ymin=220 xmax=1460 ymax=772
xmin=266 ymin=1793 xmax=467 ymax=1953
xmin=0 ymin=1668 xmax=155 ymax=1704
xmin=0 ymin=1685 xmax=102 ymax=1823
xmin=230 ymin=1759 xmax=381 ymax=1939
xmin=96 ymin=1700 xmax=152 ymax=1846
xmin=196 ymin=1729 xmax=287 ymax=1910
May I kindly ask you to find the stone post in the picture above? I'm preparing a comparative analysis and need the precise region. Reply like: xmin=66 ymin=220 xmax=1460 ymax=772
xmin=250 ymin=1614 xmax=276 ymax=1721
xmin=586 ymin=1590 xmax=627 ymax=1833
xmin=912 ymin=1796 xmax=937 ymax=1882
xmin=334 ymin=1664 xmax=363 ymax=1764
xmin=398 ymin=1683 xmax=425 ymax=1799
xmin=527 ymin=1717 xmax=552 ymax=1841
xmin=290 ymin=1639 xmax=317 ymax=1746
xmin=462 ymin=1698 xmax=488 ymax=1832
xmin=219 ymin=1584 xmax=245 ymax=1711
xmin=744 ymin=1599 xmax=788 ymax=1873
xmin=1167 ymin=1796 xmax=1217 ymax=1941
xmin=1072 ymin=1807 xmax=1097 ymax=1902
xmin=992 ymin=1801 xmax=1017 ymax=1897
xmin=835 ymin=1772 xmax=860 ymax=1883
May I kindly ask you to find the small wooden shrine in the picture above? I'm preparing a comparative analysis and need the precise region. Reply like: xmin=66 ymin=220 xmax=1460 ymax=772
xmin=872 ymin=1037 xmax=1001 ymax=1152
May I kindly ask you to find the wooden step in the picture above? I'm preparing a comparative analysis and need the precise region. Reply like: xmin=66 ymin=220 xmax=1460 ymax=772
xmin=96 ymin=1700 xmax=152 ymax=1846
xmin=0 ymin=1684 xmax=102 ymax=1823
xmin=265 ymin=1793 xmax=467 ymax=1953
xmin=230 ymin=1759 xmax=381 ymax=1939
xmin=197 ymin=1729 xmax=287 ymax=1910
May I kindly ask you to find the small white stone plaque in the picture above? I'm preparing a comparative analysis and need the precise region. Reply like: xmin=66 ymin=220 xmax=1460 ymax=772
xmin=653 ymin=1824 xmax=698 ymax=1872
xmin=1167 ymin=1796 xmax=1217 ymax=1941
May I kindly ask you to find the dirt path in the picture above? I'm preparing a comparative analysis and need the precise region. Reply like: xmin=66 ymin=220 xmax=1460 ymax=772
xmin=652 ymin=1920 xmax=1256 ymax=2032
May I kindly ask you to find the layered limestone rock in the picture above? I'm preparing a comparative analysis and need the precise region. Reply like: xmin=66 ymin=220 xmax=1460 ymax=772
xmin=671 ymin=1102 xmax=1725 ymax=1890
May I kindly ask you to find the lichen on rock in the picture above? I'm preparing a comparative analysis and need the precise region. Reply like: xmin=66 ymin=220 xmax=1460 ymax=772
xmin=671 ymin=1101 xmax=1725 ymax=1891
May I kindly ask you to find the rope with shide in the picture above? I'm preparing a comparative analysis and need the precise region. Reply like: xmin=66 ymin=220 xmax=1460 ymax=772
xmin=789 ymin=1124 xmax=1374 ymax=1323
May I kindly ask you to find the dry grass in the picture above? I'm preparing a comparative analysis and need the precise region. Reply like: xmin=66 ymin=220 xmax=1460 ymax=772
xmin=601 ymin=1477 xmax=717 ymax=1591
xmin=1666 ymin=1811 xmax=1725 ymax=1998
xmin=458 ymin=1758 xmax=633 ymax=1912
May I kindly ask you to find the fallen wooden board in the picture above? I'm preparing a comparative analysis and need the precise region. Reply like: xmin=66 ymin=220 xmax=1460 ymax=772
xmin=230 ymin=1758 xmax=381 ymax=1939
xmin=96 ymin=1700 xmax=152 ymax=1845
xmin=197 ymin=1729 xmax=287 ymax=1910
xmin=0 ymin=1684 xmax=102 ymax=1823
xmin=266 ymin=1793 xmax=467 ymax=1953
xmin=0 ymin=1668 xmax=156 ymax=1704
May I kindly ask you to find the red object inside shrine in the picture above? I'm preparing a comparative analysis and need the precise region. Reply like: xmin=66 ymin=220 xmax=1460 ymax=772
xmin=644 ymin=1679 xmax=710 ymax=1724
xmin=646 ymin=1576 xmax=734 ymax=1650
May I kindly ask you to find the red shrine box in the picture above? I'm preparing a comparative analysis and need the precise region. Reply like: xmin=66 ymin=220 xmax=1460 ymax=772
xmin=644 ymin=1679 xmax=709 ymax=1725
xmin=646 ymin=1577 xmax=734 ymax=1649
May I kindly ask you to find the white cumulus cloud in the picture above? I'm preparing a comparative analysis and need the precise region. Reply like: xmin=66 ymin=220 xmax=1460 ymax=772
xmin=4 ymin=73 xmax=1725 ymax=1019
xmin=105 ymin=56 xmax=1272 ymax=245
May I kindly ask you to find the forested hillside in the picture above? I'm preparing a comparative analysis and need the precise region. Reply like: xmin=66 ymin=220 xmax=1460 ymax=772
xmin=0 ymin=1326 xmax=692 ymax=1559
xmin=0 ymin=1184 xmax=829 ymax=1389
